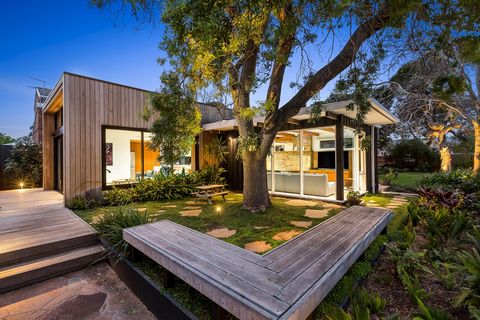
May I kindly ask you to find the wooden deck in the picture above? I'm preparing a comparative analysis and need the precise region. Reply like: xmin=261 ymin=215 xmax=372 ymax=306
xmin=124 ymin=206 xmax=393 ymax=320
xmin=0 ymin=188 xmax=103 ymax=292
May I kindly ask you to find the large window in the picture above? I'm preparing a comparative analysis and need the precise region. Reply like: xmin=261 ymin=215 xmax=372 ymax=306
xmin=103 ymin=127 xmax=194 ymax=187
xmin=104 ymin=129 xmax=142 ymax=186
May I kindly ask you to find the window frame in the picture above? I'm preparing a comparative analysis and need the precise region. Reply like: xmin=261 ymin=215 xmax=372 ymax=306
xmin=101 ymin=125 xmax=149 ymax=190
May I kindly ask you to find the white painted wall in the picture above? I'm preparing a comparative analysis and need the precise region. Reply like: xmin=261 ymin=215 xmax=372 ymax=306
xmin=105 ymin=129 xmax=141 ymax=184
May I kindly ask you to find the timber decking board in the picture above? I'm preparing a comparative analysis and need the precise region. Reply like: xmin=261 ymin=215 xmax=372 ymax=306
xmin=124 ymin=206 xmax=393 ymax=320
xmin=0 ymin=189 xmax=97 ymax=265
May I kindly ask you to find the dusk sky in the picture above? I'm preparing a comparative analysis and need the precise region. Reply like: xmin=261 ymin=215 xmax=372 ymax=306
xmin=1 ymin=1 xmax=355 ymax=138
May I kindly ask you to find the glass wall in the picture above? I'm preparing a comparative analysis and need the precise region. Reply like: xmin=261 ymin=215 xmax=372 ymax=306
xmin=301 ymin=127 xmax=336 ymax=197
xmin=266 ymin=126 xmax=364 ymax=200
xmin=105 ymin=128 xmax=142 ymax=186
xmin=104 ymin=128 xmax=194 ymax=187
xmin=270 ymin=130 xmax=301 ymax=194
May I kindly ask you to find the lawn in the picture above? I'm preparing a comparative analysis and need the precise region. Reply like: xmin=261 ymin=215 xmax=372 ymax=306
xmin=75 ymin=193 xmax=344 ymax=251
xmin=379 ymin=171 xmax=433 ymax=192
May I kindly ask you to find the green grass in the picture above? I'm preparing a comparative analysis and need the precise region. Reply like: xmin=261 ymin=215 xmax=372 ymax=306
xmin=379 ymin=171 xmax=433 ymax=192
xmin=75 ymin=193 xmax=343 ymax=250
xmin=361 ymin=193 xmax=394 ymax=207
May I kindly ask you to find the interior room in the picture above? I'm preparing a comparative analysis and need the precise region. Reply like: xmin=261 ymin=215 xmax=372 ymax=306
xmin=266 ymin=126 xmax=366 ymax=200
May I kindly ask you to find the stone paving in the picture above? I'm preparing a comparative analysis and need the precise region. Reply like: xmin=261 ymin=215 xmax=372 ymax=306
xmin=272 ymin=230 xmax=302 ymax=241
xmin=284 ymin=199 xmax=318 ymax=207
xmin=290 ymin=220 xmax=313 ymax=228
xmin=244 ymin=241 xmax=272 ymax=253
xmin=0 ymin=263 xmax=154 ymax=320
xmin=304 ymin=209 xmax=330 ymax=219
xmin=206 ymin=228 xmax=237 ymax=238
xmin=179 ymin=209 xmax=202 ymax=217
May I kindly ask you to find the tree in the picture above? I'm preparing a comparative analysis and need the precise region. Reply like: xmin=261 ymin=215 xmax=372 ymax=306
xmin=144 ymin=72 xmax=202 ymax=171
xmin=0 ymin=133 xmax=15 ymax=145
xmin=94 ymin=0 xmax=466 ymax=210
xmin=387 ymin=36 xmax=480 ymax=172
xmin=5 ymin=136 xmax=42 ymax=187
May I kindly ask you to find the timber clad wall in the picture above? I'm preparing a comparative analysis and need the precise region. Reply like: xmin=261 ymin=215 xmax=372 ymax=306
xmin=59 ymin=73 xmax=154 ymax=201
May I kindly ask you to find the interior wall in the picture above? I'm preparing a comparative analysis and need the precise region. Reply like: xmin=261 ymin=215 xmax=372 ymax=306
xmin=105 ymin=129 xmax=141 ymax=183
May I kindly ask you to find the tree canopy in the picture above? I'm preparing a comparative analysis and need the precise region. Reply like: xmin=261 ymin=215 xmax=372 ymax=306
xmin=0 ymin=133 xmax=15 ymax=145
xmin=144 ymin=72 xmax=202 ymax=171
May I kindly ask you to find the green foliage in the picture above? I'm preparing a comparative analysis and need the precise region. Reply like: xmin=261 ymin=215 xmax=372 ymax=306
xmin=145 ymin=71 xmax=201 ymax=169
xmin=92 ymin=206 xmax=151 ymax=259
xmin=65 ymin=195 xmax=102 ymax=210
xmin=0 ymin=132 xmax=15 ymax=144
xmin=203 ymin=136 xmax=229 ymax=164
xmin=5 ymin=136 xmax=42 ymax=187
xmin=389 ymin=139 xmax=439 ymax=171
xmin=421 ymin=169 xmax=480 ymax=194
xmin=103 ymin=187 xmax=134 ymax=206
xmin=345 ymin=191 xmax=362 ymax=207
xmin=103 ymin=166 xmax=226 ymax=206
xmin=449 ymin=248 xmax=480 ymax=308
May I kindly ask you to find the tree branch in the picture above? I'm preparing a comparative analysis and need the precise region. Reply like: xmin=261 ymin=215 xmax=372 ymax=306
xmin=269 ymin=9 xmax=391 ymax=129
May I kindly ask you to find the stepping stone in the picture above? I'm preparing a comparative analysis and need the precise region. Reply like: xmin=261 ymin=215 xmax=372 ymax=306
xmin=206 ymin=228 xmax=237 ymax=238
xmin=157 ymin=210 xmax=165 ymax=213
xmin=305 ymin=209 xmax=330 ymax=219
xmin=180 ymin=209 xmax=202 ymax=217
xmin=285 ymin=199 xmax=317 ymax=207
xmin=245 ymin=241 xmax=272 ymax=253
xmin=290 ymin=220 xmax=313 ymax=228
xmin=321 ymin=202 xmax=342 ymax=208
xmin=253 ymin=226 xmax=268 ymax=230
xmin=136 ymin=208 xmax=147 ymax=212
xmin=162 ymin=205 xmax=177 ymax=208
xmin=183 ymin=206 xmax=201 ymax=210
xmin=186 ymin=201 xmax=207 ymax=205
xmin=273 ymin=230 xmax=302 ymax=241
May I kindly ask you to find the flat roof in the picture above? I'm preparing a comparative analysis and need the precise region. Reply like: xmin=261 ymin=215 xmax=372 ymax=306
xmin=203 ymin=99 xmax=399 ymax=131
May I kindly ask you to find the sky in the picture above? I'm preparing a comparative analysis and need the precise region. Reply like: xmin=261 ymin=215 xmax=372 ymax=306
xmin=0 ymin=1 xmax=351 ymax=138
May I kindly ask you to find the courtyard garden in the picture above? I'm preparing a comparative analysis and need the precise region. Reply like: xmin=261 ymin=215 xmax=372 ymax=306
xmin=70 ymin=168 xmax=480 ymax=320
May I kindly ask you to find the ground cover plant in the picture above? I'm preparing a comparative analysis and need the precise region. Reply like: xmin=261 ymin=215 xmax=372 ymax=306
xmin=357 ymin=170 xmax=480 ymax=320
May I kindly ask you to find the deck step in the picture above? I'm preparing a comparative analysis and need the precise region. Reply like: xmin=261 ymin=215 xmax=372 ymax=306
xmin=0 ymin=232 xmax=98 ymax=266
xmin=0 ymin=244 xmax=105 ymax=293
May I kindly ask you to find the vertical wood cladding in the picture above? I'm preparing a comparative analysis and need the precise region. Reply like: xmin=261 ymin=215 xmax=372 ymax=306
xmin=62 ymin=73 xmax=154 ymax=201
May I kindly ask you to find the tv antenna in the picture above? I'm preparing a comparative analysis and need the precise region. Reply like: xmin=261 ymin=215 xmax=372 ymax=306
xmin=29 ymin=76 xmax=46 ymax=89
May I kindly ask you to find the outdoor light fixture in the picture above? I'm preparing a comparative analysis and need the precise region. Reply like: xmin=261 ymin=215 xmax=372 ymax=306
xmin=19 ymin=182 xmax=24 ymax=189
xmin=215 ymin=206 xmax=222 ymax=212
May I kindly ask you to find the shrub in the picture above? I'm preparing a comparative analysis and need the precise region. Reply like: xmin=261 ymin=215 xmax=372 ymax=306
xmin=388 ymin=139 xmax=439 ymax=171
xmin=92 ymin=206 xmax=151 ymax=259
xmin=103 ymin=187 xmax=134 ymax=206
xmin=103 ymin=165 xmax=226 ymax=206
xmin=421 ymin=169 xmax=480 ymax=194
xmin=4 ymin=136 xmax=42 ymax=187
xmin=66 ymin=195 xmax=101 ymax=210
xmin=345 ymin=191 xmax=362 ymax=207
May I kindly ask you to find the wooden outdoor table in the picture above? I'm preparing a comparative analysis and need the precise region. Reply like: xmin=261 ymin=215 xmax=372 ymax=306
xmin=192 ymin=185 xmax=228 ymax=204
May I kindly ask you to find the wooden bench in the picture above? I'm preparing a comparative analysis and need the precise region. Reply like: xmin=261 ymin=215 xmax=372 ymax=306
xmin=123 ymin=206 xmax=393 ymax=319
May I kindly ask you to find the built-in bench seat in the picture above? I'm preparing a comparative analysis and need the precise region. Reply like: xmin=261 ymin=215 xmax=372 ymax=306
xmin=123 ymin=206 xmax=393 ymax=319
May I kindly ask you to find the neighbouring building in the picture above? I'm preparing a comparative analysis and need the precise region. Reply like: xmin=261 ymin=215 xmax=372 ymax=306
xmin=42 ymin=72 xmax=398 ymax=203
xmin=32 ymin=87 xmax=52 ymax=144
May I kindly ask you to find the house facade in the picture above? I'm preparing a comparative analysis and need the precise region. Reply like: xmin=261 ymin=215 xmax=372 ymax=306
xmin=42 ymin=73 xmax=398 ymax=203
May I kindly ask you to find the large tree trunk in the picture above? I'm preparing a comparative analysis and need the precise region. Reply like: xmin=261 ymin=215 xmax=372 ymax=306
xmin=440 ymin=146 xmax=452 ymax=172
xmin=474 ymin=120 xmax=480 ymax=174
xmin=242 ymin=152 xmax=271 ymax=211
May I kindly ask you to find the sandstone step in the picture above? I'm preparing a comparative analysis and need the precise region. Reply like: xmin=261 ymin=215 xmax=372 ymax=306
xmin=0 ymin=244 xmax=104 ymax=293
